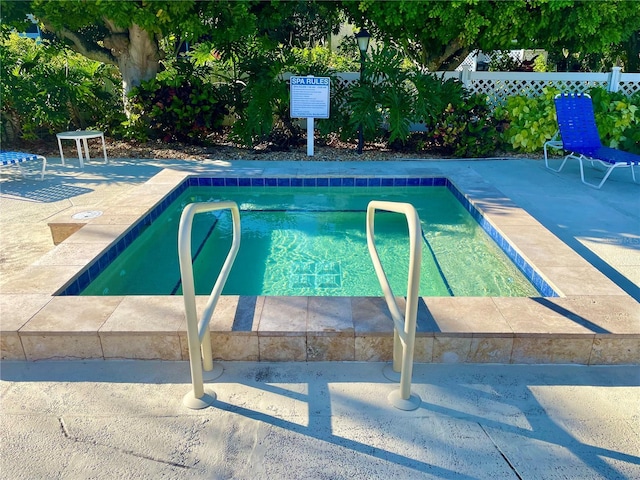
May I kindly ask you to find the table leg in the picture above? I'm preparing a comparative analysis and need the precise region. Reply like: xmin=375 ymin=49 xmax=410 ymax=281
xmin=74 ymin=138 xmax=85 ymax=168
xmin=57 ymin=138 xmax=66 ymax=166
xmin=100 ymin=133 xmax=108 ymax=163
xmin=82 ymin=138 xmax=91 ymax=162
xmin=39 ymin=156 xmax=46 ymax=180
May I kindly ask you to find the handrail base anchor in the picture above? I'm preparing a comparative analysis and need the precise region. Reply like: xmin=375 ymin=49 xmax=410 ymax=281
xmin=183 ymin=388 xmax=217 ymax=410
xmin=382 ymin=364 xmax=401 ymax=382
xmin=202 ymin=364 xmax=224 ymax=382
xmin=388 ymin=390 xmax=421 ymax=411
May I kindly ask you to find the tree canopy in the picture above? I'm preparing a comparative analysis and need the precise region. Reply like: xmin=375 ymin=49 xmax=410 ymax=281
xmin=2 ymin=1 xmax=257 ymax=103
xmin=0 ymin=0 xmax=345 ymax=110
xmin=2 ymin=0 xmax=637 ymax=119
xmin=4 ymin=0 xmax=638 ymax=78
xmin=341 ymin=0 xmax=640 ymax=71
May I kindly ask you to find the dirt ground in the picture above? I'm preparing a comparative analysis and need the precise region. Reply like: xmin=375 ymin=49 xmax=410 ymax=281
xmin=15 ymin=134 xmax=505 ymax=163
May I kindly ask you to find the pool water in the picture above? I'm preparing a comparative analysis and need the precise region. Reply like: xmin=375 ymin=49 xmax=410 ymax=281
xmin=80 ymin=186 xmax=540 ymax=297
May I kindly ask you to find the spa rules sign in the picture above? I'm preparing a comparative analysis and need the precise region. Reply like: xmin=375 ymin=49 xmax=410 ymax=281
xmin=290 ymin=76 xmax=330 ymax=119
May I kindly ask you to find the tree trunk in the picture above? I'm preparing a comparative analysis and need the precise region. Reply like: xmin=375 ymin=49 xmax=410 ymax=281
xmin=45 ymin=19 xmax=161 ymax=118
xmin=105 ymin=24 xmax=161 ymax=116
xmin=624 ymin=31 xmax=639 ymax=72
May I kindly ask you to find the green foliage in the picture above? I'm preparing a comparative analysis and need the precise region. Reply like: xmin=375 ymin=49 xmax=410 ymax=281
xmin=0 ymin=33 xmax=121 ymax=144
xmin=341 ymin=44 xmax=500 ymax=155
xmin=488 ymin=51 xmax=522 ymax=72
xmin=588 ymin=88 xmax=640 ymax=153
xmin=347 ymin=81 xmax=383 ymax=142
xmin=494 ymin=87 xmax=560 ymax=153
xmin=532 ymin=55 xmax=548 ymax=73
xmin=343 ymin=1 xmax=640 ymax=71
xmin=411 ymin=72 xmax=465 ymax=128
xmin=431 ymin=94 xmax=503 ymax=157
xmin=343 ymin=47 xmax=462 ymax=146
xmin=349 ymin=46 xmax=409 ymax=143
xmin=249 ymin=0 xmax=343 ymax=49
xmin=125 ymin=61 xmax=228 ymax=143
xmin=229 ymin=48 xmax=299 ymax=149
xmin=495 ymin=87 xmax=640 ymax=155
xmin=289 ymin=46 xmax=359 ymax=74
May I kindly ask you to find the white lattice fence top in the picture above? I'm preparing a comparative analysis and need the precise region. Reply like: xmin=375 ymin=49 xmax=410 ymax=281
xmin=284 ymin=70 xmax=639 ymax=107
xmin=330 ymin=73 xmax=358 ymax=91
xmin=467 ymin=78 xmax=610 ymax=104
xmin=456 ymin=53 xmax=477 ymax=71
xmin=619 ymin=80 xmax=640 ymax=97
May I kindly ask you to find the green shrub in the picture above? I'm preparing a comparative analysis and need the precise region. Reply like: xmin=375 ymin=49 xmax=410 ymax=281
xmin=343 ymin=45 xmax=493 ymax=151
xmin=126 ymin=61 xmax=228 ymax=143
xmin=343 ymin=45 xmax=408 ymax=145
xmin=588 ymin=87 xmax=640 ymax=153
xmin=494 ymin=87 xmax=560 ymax=153
xmin=229 ymin=49 xmax=299 ymax=149
xmin=431 ymin=94 xmax=503 ymax=157
xmin=0 ymin=33 xmax=122 ymax=144
xmin=289 ymin=45 xmax=359 ymax=74
xmin=495 ymin=87 xmax=639 ymax=155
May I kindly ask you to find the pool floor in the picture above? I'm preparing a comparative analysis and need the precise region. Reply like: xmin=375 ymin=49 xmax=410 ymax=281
xmin=79 ymin=186 xmax=539 ymax=298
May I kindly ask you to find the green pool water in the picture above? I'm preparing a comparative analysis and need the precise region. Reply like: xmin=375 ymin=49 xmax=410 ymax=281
xmin=80 ymin=186 xmax=539 ymax=297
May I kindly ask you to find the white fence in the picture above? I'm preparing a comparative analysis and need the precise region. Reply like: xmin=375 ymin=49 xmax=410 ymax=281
xmin=329 ymin=67 xmax=640 ymax=105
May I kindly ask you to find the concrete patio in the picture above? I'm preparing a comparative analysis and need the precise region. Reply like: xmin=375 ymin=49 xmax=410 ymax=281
xmin=1 ymin=155 xmax=638 ymax=478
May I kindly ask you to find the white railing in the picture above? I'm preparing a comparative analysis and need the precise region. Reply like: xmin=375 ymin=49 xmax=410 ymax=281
xmin=178 ymin=201 xmax=241 ymax=410
xmin=366 ymin=201 xmax=423 ymax=411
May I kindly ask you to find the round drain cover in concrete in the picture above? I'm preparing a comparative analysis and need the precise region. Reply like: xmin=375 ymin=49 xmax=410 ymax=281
xmin=72 ymin=210 xmax=103 ymax=220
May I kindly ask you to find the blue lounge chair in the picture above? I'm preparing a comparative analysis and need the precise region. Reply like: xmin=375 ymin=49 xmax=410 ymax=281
xmin=0 ymin=151 xmax=47 ymax=180
xmin=543 ymin=93 xmax=639 ymax=189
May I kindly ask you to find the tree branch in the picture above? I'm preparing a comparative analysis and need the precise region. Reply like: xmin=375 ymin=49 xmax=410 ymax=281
xmin=41 ymin=19 xmax=116 ymax=65
xmin=428 ymin=38 xmax=468 ymax=71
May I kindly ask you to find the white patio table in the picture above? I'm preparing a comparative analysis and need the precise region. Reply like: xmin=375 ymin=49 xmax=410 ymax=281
xmin=56 ymin=130 xmax=108 ymax=168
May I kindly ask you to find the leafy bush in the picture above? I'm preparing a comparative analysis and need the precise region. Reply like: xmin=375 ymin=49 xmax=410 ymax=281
xmin=289 ymin=45 xmax=360 ymax=74
xmin=431 ymin=93 xmax=503 ymax=157
xmin=588 ymin=87 xmax=640 ymax=153
xmin=229 ymin=49 xmax=300 ymax=149
xmin=125 ymin=61 xmax=228 ymax=143
xmin=496 ymin=87 xmax=639 ymax=155
xmin=1 ymin=33 xmax=121 ymax=144
xmin=341 ymin=44 xmax=503 ymax=155
xmin=494 ymin=87 xmax=560 ymax=153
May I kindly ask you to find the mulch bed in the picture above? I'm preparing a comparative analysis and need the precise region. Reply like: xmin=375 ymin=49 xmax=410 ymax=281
xmin=11 ymin=133 xmax=524 ymax=162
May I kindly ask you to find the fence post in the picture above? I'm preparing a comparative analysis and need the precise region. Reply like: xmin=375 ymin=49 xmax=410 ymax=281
xmin=461 ymin=65 xmax=472 ymax=89
xmin=608 ymin=66 xmax=622 ymax=92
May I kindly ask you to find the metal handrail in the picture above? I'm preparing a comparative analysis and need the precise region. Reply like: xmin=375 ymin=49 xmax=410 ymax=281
xmin=366 ymin=201 xmax=422 ymax=411
xmin=178 ymin=202 xmax=241 ymax=409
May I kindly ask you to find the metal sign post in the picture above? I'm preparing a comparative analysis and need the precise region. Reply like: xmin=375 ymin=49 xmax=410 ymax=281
xmin=290 ymin=75 xmax=330 ymax=156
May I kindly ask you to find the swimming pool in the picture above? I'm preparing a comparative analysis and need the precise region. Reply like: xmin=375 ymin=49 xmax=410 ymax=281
xmin=65 ymin=177 xmax=556 ymax=298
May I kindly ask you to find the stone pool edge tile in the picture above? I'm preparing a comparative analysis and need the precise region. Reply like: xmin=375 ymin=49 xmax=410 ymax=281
xmin=99 ymin=296 xmax=184 ymax=361
xmin=178 ymin=295 xmax=262 ymax=362
xmin=0 ymin=294 xmax=53 ymax=360
xmin=257 ymin=297 xmax=307 ymax=362
xmin=0 ymin=265 xmax=85 ymax=295
xmin=589 ymin=336 xmax=640 ymax=365
xmin=19 ymin=296 xmax=123 ymax=361
xmin=307 ymin=297 xmax=355 ymax=362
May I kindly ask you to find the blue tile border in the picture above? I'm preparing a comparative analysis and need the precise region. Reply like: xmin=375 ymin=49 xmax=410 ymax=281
xmin=59 ymin=176 xmax=558 ymax=297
